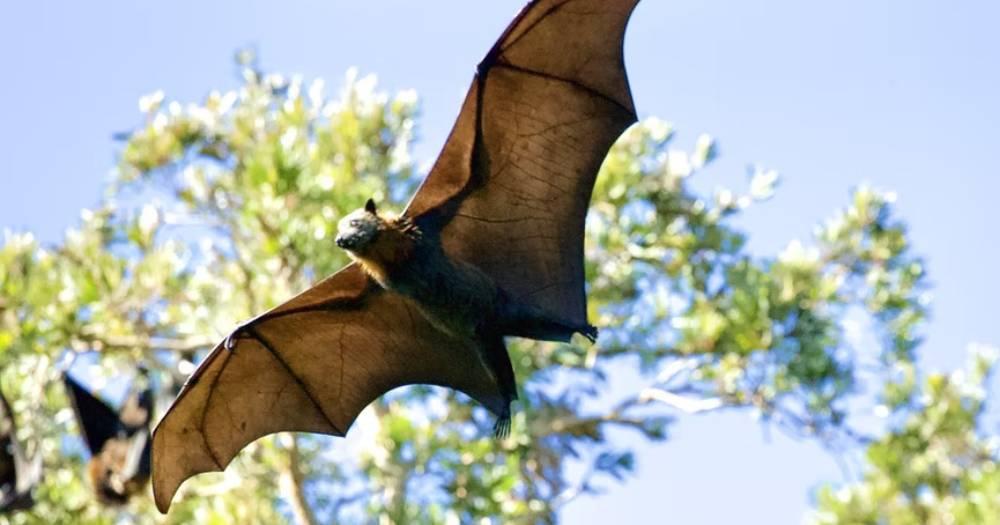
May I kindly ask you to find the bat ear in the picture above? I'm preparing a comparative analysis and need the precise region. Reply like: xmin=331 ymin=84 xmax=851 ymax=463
xmin=365 ymin=198 xmax=378 ymax=215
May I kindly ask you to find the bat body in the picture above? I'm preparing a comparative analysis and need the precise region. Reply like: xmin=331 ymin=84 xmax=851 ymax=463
xmin=333 ymin=200 xmax=598 ymax=435
xmin=63 ymin=373 xmax=153 ymax=505
xmin=0 ymin=387 xmax=40 ymax=514
xmin=154 ymin=0 xmax=640 ymax=512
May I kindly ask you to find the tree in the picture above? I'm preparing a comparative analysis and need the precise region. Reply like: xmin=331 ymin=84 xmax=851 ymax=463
xmin=0 ymin=56 xmax=992 ymax=524
xmin=809 ymin=347 xmax=1000 ymax=525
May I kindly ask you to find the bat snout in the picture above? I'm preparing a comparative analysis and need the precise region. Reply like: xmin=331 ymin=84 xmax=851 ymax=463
xmin=335 ymin=235 xmax=352 ymax=249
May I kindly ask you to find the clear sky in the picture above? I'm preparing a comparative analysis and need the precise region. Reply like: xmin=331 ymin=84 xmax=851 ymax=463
xmin=2 ymin=1 xmax=999 ymax=523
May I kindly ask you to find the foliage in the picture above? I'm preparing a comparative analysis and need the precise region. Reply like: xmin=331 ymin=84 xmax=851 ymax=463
xmin=809 ymin=347 xmax=1000 ymax=525
xmin=0 ymin=56 xmax=991 ymax=524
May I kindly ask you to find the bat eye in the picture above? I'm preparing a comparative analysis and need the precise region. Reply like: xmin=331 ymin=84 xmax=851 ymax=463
xmin=349 ymin=220 xmax=360 ymax=227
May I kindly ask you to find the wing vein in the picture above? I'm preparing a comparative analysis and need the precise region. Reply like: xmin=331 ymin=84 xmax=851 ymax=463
xmin=494 ymin=61 xmax=635 ymax=118
xmin=493 ymin=0 xmax=572 ymax=59
xmin=198 ymin=352 xmax=229 ymax=470
xmin=249 ymin=327 xmax=344 ymax=435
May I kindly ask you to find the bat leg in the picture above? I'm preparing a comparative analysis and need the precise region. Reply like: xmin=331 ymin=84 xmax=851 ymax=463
xmin=482 ymin=334 xmax=517 ymax=438
xmin=499 ymin=300 xmax=598 ymax=344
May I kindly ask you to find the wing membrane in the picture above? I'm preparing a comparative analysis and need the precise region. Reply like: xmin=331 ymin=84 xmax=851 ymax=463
xmin=405 ymin=0 xmax=639 ymax=324
xmin=152 ymin=265 xmax=502 ymax=512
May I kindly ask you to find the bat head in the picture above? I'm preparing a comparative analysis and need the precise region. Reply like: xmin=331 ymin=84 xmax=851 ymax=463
xmin=87 ymin=439 xmax=139 ymax=506
xmin=335 ymin=198 xmax=382 ymax=253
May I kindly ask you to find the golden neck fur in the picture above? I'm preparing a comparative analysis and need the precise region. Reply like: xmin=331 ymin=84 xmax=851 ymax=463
xmin=349 ymin=215 xmax=422 ymax=285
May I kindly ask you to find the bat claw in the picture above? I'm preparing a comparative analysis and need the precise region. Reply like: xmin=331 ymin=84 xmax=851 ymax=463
xmin=493 ymin=407 xmax=511 ymax=439
xmin=580 ymin=324 xmax=599 ymax=344
xmin=224 ymin=321 xmax=255 ymax=351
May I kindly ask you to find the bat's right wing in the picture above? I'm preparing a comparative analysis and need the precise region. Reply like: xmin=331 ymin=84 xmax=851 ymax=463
xmin=152 ymin=264 xmax=504 ymax=512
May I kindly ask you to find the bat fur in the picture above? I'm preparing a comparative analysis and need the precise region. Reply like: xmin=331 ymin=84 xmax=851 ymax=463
xmin=87 ymin=438 xmax=145 ymax=505
xmin=335 ymin=198 xmax=597 ymax=436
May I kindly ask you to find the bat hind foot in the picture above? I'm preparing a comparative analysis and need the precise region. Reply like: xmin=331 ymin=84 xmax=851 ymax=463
xmin=579 ymin=324 xmax=599 ymax=344
xmin=493 ymin=406 xmax=512 ymax=439
xmin=500 ymin=299 xmax=600 ymax=344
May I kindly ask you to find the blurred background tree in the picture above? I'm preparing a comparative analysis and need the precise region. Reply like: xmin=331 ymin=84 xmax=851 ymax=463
xmin=809 ymin=347 xmax=999 ymax=525
xmin=0 ymin=56 xmax=996 ymax=524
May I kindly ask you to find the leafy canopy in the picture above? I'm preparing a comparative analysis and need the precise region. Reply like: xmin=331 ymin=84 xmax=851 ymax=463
xmin=0 ymin=56 xmax=994 ymax=524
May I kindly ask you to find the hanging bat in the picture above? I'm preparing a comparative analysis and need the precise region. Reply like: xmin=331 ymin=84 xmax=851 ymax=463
xmin=0 ymin=386 xmax=41 ymax=514
xmin=63 ymin=372 xmax=153 ymax=505
xmin=152 ymin=0 xmax=640 ymax=512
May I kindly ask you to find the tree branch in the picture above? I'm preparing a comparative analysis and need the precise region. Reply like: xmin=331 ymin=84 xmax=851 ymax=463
xmin=70 ymin=332 xmax=216 ymax=353
xmin=639 ymin=387 xmax=724 ymax=414
xmin=278 ymin=433 xmax=319 ymax=525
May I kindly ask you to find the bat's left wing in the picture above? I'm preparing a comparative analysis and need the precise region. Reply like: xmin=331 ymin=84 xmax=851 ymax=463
xmin=405 ymin=0 xmax=640 ymax=329
xmin=63 ymin=374 xmax=122 ymax=456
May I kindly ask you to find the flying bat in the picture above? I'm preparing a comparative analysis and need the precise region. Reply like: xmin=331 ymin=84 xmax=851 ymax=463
xmin=153 ymin=0 xmax=640 ymax=512
xmin=0 ymin=386 xmax=41 ymax=514
xmin=63 ymin=372 xmax=153 ymax=505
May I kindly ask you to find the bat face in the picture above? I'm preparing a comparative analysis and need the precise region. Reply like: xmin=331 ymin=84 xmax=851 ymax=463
xmin=88 ymin=453 xmax=128 ymax=505
xmin=335 ymin=199 xmax=381 ymax=253
xmin=87 ymin=438 xmax=148 ymax=505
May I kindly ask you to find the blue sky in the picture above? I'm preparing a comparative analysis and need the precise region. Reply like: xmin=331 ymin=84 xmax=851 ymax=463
xmin=2 ymin=0 xmax=999 ymax=523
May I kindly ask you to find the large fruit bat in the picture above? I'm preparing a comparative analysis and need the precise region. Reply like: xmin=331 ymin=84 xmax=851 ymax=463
xmin=63 ymin=373 xmax=153 ymax=505
xmin=0 ymin=386 xmax=40 ymax=514
xmin=153 ymin=0 xmax=640 ymax=512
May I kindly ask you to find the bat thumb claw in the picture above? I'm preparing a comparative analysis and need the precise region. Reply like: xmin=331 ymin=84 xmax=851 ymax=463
xmin=225 ymin=323 xmax=253 ymax=351
xmin=581 ymin=324 xmax=599 ymax=344
xmin=222 ymin=316 xmax=262 ymax=350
